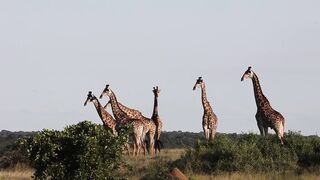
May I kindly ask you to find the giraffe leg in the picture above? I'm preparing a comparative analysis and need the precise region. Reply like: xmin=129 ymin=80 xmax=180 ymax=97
xmin=203 ymin=127 xmax=210 ymax=140
xmin=274 ymin=126 xmax=284 ymax=145
xmin=132 ymin=141 xmax=136 ymax=156
xmin=263 ymin=126 xmax=268 ymax=135
xmin=280 ymin=123 xmax=285 ymax=143
xmin=148 ymin=132 xmax=155 ymax=157
xmin=277 ymin=123 xmax=284 ymax=144
xmin=134 ymin=136 xmax=141 ymax=156
xmin=209 ymin=125 xmax=217 ymax=141
xmin=256 ymin=113 xmax=265 ymax=136
xmin=136 ymin=123 xmax=145 ymax=156
xmin=141 ymin=139 xmax=146 ymax=156
xmin=203 ymin=116 xmax=210 ymax=140
xmin=141 ymin=129 xmax=148 ymax=156
xmin=125 ymin=143 xmax=131 ymax=156
xmin=132 ymin=137 xmax=138 ymax=156
xmin=257 ymin=122 xmax=265 ymax=136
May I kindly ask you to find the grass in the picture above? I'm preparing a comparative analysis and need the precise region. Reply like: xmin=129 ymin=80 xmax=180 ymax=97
xmin=121 ymin=148 xmax=185 ymax=179
xmin=0 ymin=164 xmax=33 ymax=180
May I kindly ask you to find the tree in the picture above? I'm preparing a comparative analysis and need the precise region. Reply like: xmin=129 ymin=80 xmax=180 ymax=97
xmin=19 ymin=121 xmax=130 ymax=179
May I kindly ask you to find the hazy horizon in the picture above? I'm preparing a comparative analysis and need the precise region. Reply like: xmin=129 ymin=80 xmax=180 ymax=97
xmin=0 ymin=1 xmax=319 ymax=135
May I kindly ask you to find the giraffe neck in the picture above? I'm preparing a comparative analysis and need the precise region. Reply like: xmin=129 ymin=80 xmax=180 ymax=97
xmin=201 ymin=83 xmax=212 ymax=111
xmin=117 ymin=101 xmax=143 ymax=119
xmin=109 ymin=90 xmax=128 ymax=122
xmin=251 ymin=72 xmax=271 ymax=109
xmin=92 ymin=99 xmax=116 ymax=129
xmin=152 ymin=95 xmax=159 ymax=118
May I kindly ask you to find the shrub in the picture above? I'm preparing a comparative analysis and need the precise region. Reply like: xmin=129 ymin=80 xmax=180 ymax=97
xmin=19 ymin=121 xmax=130 ymax=179
xmin=174 ymin=132 xmax=320 ymax=175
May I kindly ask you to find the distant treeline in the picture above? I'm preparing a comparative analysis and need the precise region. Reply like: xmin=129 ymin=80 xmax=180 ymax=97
xmin=1 ymin=130 xmax=205 ymax=151
xmin=0 ymin=129 xmax=231 ymax=151
xmin=1 ymin=129 xmax=318 ymax=151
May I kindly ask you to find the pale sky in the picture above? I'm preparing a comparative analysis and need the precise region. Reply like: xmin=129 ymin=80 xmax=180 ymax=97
xmin=0 ymin=1 xmax=319 ymax=135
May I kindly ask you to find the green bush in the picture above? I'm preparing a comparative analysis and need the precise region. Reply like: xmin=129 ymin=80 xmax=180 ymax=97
xmin=19 ymin=121 xmax=130 ymax=179
xmin=174 ymin=132 xmax=320 ymax=175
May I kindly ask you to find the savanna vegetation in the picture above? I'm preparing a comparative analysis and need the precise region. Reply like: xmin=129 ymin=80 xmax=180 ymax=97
xmin=0 ymin=121 xmax=320 ymax=179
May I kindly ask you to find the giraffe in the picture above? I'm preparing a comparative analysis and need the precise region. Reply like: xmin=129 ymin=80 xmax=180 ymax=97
xmin=99 ymin=85 xmax=157 ymax=156
xmin=104 ymin=99 xmax=148 ymax=154
xmin=241 ymin=66 xmax=285 ymax=144
xmin=105 ymin=88 xmax=163 ymax=154
xmin=151 ymin=86 xmax=163 ymax=154
xmin=193 ymin=77 xmax=218 ymax=140
xmin=84 ymin=91 xmax=117 ymax=135
xmin=84 ymin=91 xmax=145 ymax=155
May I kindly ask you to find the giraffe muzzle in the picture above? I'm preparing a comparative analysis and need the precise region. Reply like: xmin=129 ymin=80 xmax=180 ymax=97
xmin=193 ymin=85 xmax=197 ymax=90
xmin=241 ymin=75 xmax=245 ymax=81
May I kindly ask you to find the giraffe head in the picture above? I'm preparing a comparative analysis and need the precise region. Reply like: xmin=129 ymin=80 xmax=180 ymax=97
xmin=153 ymin=86 xmax=160 ymax=98
xmin=193 ymin=77 xmax=204 ymax=90
xmin=241 ymin=66 xmax=254 ymax=81
xmin=99 ymin=84 xmax=112 ymax=99
xmin=84 ymin=91 xmax=98 ymax=106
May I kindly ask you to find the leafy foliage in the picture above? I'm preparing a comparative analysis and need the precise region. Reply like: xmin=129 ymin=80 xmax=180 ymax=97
xmin=19 ymin=121 xmax=130 ymax=179
xmin=173 ymin=132 xmax=320 ymax=175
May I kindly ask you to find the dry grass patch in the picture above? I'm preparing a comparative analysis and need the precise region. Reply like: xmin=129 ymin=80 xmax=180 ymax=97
xmin=0 ymin=164 xmax=33 ymax=180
